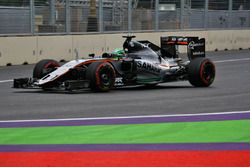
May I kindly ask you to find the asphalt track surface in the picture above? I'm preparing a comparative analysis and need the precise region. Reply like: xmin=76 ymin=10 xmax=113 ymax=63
xmin=0 ymin=50 xmax=250 ymax=121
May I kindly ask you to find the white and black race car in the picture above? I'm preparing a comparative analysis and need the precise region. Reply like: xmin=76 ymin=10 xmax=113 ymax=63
xmin=13 ymin=35 xmax=215 ymax=92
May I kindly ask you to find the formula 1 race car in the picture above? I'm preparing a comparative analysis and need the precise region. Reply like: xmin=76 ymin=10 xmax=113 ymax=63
xmin=13 ymin=35 xmax=215 ymax=92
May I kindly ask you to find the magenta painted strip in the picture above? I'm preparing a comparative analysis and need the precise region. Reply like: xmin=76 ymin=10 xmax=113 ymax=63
xmin=1 ymin=143 xmax=250 ymax=152
xmin=0 ymin=112 xmax=250 ymax=128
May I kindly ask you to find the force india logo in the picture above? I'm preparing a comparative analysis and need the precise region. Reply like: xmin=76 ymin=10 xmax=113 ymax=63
xmin=137 ymin=61 xmax=161 ymax=74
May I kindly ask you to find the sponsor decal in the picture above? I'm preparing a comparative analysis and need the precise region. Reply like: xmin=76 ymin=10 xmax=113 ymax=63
xmin=193 ymin=51 xmax=205 ymax=56
xmin=166 ymin=37 xmax=188 ymax=42
xmin=177 ymin=37 xmax=188 ymax=42
xmin=188 ymin=41 xmax=204 ymax=50
xmin=137 ymin=61 xmax=161 ymax=74
xmin=115 ymin=77 xmax=124 ymax=86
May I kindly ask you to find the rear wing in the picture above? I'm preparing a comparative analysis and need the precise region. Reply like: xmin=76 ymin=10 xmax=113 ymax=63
xmin=160 ymin=36 xmax=205 ymax=60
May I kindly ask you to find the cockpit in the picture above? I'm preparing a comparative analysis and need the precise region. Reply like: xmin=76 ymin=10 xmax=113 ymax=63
xmin=123 ymin=40 xmax=161 ymax=63
xmin=123 ymin=41 xmax=145 ymax=53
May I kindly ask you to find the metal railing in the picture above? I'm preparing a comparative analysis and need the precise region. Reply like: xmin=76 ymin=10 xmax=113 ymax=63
xmin=0 ymin=0 xmax=250 ymax=35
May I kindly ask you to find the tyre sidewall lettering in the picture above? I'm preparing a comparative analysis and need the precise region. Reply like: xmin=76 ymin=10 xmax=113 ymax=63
xmin=95 ymin=63 xmax=115 ymax=91
xmin=199 ymin=60 xmax=215 ymax=86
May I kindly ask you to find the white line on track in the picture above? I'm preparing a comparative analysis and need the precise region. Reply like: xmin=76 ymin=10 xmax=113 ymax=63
xmin=0 ymin=79 xmax=13 ymax=83
xmin=0 ymin=110 xmax=250 ymax=123
xmin=214 ymin=57 xmax=250 ymax=63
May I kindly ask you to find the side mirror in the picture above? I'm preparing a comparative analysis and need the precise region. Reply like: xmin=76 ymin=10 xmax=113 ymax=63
xmin=89 ymin=53 xmax=95 ymax=58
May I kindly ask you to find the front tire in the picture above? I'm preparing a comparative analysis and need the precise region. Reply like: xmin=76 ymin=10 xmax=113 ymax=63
xmin=33 ymin=59 xmax=60 ymax=79
xmin=188 ymin=57 xmax=215 ymax=87
xmin=86 ymin=61 xmax=116 ymax=92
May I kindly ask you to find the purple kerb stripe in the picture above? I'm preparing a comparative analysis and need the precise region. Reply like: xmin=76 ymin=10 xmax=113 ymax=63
xmin=0 ymin=143 xmax=250 ymax=152
xmin=1 ymin=112 xmax=250 ymax=128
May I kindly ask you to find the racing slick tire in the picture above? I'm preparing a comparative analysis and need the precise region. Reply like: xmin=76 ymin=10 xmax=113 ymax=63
xmin=188 ymin=57 xmax=215 ymax=87
xmin=33 ymin=59 xmax=60 ymax=79
xmin=86 ymin=61 xmax=116 ymax=92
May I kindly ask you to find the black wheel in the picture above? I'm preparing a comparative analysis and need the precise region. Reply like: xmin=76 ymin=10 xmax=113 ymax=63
xmin=188 ymin=57 xmax=215 ymax=87
xmin=33 ymin=59 xmax=60 ymax=79
xmin=86 ymin=61 xmax=116 ymax=92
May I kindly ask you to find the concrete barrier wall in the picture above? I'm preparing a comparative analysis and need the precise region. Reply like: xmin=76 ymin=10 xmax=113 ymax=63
xmin=72 ymin=34 xmax=106 ymax=59
xmin=37 ymin=36 xmax=73 ymax=62
xmin=231 ymin=30 xmax=250 ymax=50
xmin=0 ymin=36 xmax=37 ymax=66
xmin=0 ymin=30 xmax=250 ymax=66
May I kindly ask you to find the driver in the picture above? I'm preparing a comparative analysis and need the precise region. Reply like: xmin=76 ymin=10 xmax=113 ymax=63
xmin=102 ymin=48 xmax=126 ymax=59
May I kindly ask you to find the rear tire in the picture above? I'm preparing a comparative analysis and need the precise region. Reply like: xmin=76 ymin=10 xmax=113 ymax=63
xmin=188 ymin=57 xmax=215 ymax=87
xmin=86 ymin=61 xmax=116 ymax=92
xmin=33 ymin=59 xmax=60 ymax=79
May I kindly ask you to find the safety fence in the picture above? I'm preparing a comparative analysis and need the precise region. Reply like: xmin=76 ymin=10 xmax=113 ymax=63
xmin=0 ymin=0 xmax=250 ymax=35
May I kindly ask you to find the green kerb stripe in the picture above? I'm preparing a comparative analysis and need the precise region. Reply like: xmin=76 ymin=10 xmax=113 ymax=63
xmin=0 ymin=120 xmax=250 ymax=144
